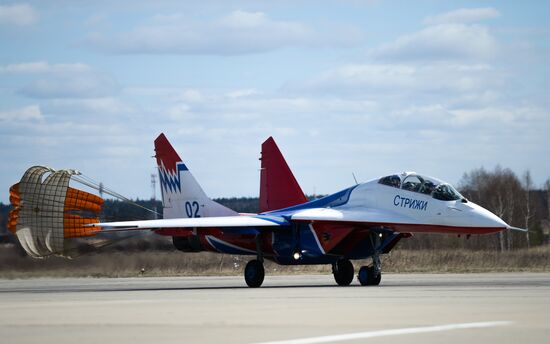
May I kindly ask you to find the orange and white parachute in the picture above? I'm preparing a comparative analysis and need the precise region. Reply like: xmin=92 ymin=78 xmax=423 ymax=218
xmin=8 ymin=166 xmax=104 ymax=258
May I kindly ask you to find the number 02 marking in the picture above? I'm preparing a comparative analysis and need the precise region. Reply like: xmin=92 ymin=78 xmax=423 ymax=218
xmin=185 ymin=201 xmax=201 ymax=218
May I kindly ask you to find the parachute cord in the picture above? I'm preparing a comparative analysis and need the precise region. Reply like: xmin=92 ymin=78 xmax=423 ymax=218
xmin=36 ymin=233 xmax=146 ymax=259
xmin=72 ymin=174 xmax=162 ymax=218
xmin=15 ymin=174 xmax=161 ymax=220
xmin=62 ymin=234 xmax=146 ymax=259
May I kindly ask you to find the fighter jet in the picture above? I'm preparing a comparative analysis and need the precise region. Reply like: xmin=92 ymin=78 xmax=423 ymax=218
xmin=8 ymin=134 xmax=525 ymax=287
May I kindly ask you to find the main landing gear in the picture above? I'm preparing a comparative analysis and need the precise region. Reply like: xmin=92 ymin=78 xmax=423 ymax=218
xmin=244 ymin=259 xmax=264 ymax=288
xmin=332 ymin=259 xmax=354 ymax=286
xmin=244 ymin=234 xmax=265 ymax=288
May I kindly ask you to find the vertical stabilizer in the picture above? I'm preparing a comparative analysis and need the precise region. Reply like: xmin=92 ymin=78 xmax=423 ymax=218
xmin=154 ymin=133 xmax=237 ymax=219
xmin=260 ymin=137 xmax=308 ymax=212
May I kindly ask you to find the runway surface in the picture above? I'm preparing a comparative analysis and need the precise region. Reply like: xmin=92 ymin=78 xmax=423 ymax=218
xmin=0 ymin=273 xmax=549 ymax=344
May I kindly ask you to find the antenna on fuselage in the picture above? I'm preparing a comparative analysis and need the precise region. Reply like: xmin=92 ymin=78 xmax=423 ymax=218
xmin=352 ymin=173 xmax=359 ymax=185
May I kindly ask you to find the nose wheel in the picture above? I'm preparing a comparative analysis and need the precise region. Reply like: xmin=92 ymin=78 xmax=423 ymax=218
xmin=357 ymin=266 xmax=381 ymax=286
xmin=244 ymin=259 xmax=265 ymax=288
xmin=332 ymin=259 xmax=354 ymax=286
xmin=358 ymin=254 xmax=382 ymax=286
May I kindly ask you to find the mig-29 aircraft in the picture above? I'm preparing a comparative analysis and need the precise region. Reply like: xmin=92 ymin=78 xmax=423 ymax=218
xmin=8 ymin=134 xmax=525 ymax=287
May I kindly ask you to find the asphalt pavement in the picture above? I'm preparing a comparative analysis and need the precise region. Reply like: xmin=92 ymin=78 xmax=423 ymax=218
xmin=0 ymin=273 xmax=548 ymax=344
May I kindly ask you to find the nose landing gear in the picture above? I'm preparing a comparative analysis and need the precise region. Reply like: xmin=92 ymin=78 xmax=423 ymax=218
xmin=357 ymin=254 xmax=381 ymax=286
xmin=357 ymin=266 xmax=381 ymax=286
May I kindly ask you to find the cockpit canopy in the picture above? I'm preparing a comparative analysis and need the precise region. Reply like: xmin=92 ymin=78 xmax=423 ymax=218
xmin=378 ymin=172 xmax=464 ymax=201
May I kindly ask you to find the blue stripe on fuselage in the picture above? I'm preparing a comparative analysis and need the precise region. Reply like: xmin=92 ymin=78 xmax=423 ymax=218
xmin=264 ymin=185 xmax=358 ymax=216
xmin=205 ymin=235 xmax=256 ymax=255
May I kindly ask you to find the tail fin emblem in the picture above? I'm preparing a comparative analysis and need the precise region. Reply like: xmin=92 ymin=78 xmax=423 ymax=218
xmin=158 ymin=162 xmax=188 ymax=193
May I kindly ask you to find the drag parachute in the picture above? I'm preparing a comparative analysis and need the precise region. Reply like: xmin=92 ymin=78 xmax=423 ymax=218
xmin=8 ymin=166 xmax=104 ymax=258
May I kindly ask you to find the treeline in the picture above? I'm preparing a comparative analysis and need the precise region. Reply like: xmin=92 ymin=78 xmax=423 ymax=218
xmin=1 ymin=166 xmax=549 ymax=251
xmin=457 ymin=166 xmax=549 ymax=251
xmin=0 ymin=203 xmax=9 ymax=243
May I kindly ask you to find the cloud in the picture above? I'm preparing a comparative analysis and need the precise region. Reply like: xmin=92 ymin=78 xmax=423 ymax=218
xmin=158 ymin=89 xmax=380 ymax=127
xmin=371 ymin=23 xmax=498 ymax=61
xmin=294 ymin=64 xmax=415 ymax=93
xmin=0 ymin=105 xmax=42 ymax=122
xmin=176 ymin=89 xmax=204 ymax=103
xmin=219 ymin=10 xmax=270 ymax=28
xmin=19 ymin=73 xmax=119 ymax=99
xmin=0 ymin=62 xmax=91 ymax=74
xmin=290 ymin=63 xmax=501 ymax=96
xmin=0 ymin=61 xmax=119 ymax=99
xmin=86 ymin=10 xmax=362 ymax=55
xmin=0 ymin=3 xmax=38 ymax=26
xmin=370 ymin=7 xmax=500 ymax=62
xmin=166 ymin=103 xmax=192 ymax=120
xmin=45 ymin=98 xmax=135 ymax=116
xmin=450 ymin=106 xmax=547 ymax=127
xmin=424 ymin=7 xmax=500 ymax=25
xmin=225 ymin=88 xmax=259 ymax=99
xmin=380 ymin=104 xmax=542 ymax=131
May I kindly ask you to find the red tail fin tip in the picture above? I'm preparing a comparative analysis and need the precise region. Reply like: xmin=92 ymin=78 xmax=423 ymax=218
xmin=260 ymin=137 xmax=308 ymax=212
xmin=154 ymin=133 xmax=183 ymax=174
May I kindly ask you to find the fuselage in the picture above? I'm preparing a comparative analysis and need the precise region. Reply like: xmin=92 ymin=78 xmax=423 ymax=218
xmin=157 ymin=171 xmax=508 ymax=264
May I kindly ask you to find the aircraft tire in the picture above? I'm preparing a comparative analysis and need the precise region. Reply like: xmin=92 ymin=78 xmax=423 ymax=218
xmin=358 ymin=266 xmax=381 ymax=286
xmin=244 ymin=259 xmax=265 ymax=288
xmin=358 ymin=266 xmax=369 ymax=286
xmin=370 ymin=268 xmax=382 ymax=285
xmin=333 ymin=259 xmax=354 ymax=286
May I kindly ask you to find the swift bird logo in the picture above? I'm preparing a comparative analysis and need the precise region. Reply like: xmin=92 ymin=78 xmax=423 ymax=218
xmin=158 ymin=162 xmax=188 ymax=193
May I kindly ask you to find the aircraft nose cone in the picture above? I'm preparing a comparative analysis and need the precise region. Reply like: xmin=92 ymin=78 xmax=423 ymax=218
xmin=469 ymin=202 xmax=508 ymax=228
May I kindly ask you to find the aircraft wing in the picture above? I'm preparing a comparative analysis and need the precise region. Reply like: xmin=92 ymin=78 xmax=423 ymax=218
xmin=289 ymin=207 xmax=419 ymax=225
xmin=90 ymin=215 xmax=288 ymax=231
xmin=90 ymin=207 xmax=417 ymax=232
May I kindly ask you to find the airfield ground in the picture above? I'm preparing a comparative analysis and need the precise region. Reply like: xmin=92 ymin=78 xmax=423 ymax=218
xmin=0 ymin=273 xmax=548 ymax=344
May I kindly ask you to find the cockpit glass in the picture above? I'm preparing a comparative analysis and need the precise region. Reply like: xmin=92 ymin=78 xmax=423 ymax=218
xmin=432 ymin=183 xmax=463 ymax=201
xmin=391 ymin=173 xmax=463 ymax=201
xmin=418 ymin=179 xmax=437 ymax=195
xmin=378 ymin=175 xmax=401 ymax=188
xmin=402 ymin=175 xmax=423 ymax=192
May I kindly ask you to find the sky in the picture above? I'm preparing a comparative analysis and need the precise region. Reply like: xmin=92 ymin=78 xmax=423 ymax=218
xmin=1 ymin=1 xmax=549 ymax=203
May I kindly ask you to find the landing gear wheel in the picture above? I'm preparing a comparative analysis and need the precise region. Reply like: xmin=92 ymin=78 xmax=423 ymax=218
xmin=244 ymin=259 xmax=265 ymax=288
xmin=333 ymin=259 xmax=354 ymax=286
xmin=358 ymin=266 xmax=370 ymax=286
xmin=370 ymin=268 xmax=381 ymax=285
xmin=357 ymin=266 xmax=381 ymax=286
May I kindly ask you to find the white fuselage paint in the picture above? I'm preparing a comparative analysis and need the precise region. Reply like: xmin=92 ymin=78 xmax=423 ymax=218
xmin=342 ymin=176 xmax=508 ymax=230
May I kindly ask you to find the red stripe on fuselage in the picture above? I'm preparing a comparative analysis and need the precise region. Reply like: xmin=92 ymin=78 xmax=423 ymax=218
xmin=293 ymin=220 xmax=504 ymax=235
xmin=155 ymin=227 xmax=275 ymax=254
xmin=310 ymin=223 xmax=354 ymax=253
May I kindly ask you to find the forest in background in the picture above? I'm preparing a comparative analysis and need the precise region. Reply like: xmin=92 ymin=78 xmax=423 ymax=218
xmin=1 ymin=165 xmax=549 ymax=253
